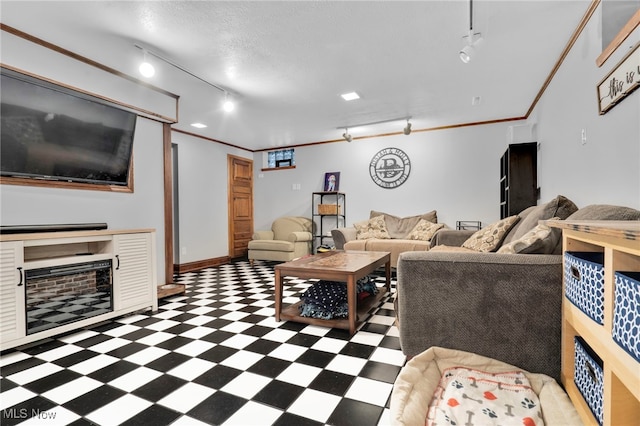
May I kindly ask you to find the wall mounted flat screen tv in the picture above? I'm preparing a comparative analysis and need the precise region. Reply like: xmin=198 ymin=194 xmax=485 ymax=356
xmin=1 ymin=67 xmax=137 ymax=187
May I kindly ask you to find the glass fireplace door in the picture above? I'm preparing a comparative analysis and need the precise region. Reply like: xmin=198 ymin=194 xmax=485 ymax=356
xmin=25 ymin=260 xmax=113 ymax=334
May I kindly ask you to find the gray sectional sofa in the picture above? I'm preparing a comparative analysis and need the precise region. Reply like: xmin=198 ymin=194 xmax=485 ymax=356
xmin=394 ymin=198 xmax=640 ymax=382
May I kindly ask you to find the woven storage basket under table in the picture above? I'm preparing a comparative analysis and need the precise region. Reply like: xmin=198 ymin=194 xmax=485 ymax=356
xmin=318 ymin=204 xmax=341 ymax=215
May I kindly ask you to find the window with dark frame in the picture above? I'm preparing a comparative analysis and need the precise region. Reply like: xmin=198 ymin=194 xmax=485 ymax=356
xmin=267 ymin=149 xmax=295 ymax=168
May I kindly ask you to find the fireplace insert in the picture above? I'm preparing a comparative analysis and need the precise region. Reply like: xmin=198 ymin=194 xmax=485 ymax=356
xmin=25 ymin=259 xmax=113 ymax=335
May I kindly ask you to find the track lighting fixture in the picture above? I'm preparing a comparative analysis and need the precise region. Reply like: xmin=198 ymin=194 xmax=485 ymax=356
xmin=138 ymin=50 xmax=155 ymax=78
xmin=460 ymin=34 xmax=483 ymax=63
xmin=337 ymin=116 xmax=412 ymax=140
xmin=403 ymin=119 xmax=412 ymax=135
xmin=459 ymin=0 xmax=482 ymax=63
xmin=134 ymin=43 xmax=235 ymax=112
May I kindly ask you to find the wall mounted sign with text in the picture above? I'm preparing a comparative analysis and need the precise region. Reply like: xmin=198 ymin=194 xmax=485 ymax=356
xmin=597 ymin=43 xmax=639 ymax=115
xmin=369 ymin=147 xmax=411 ymax=189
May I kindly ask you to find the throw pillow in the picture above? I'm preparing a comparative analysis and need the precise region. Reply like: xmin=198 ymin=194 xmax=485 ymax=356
xmin=406 ymin=219 xmax=444 ymax=241
xmin=497 ymin=218 xmax=561 ymax=254
xmin=509 ymin=195 xmax=578 ymax=241
xmin=462 ymin=215 xmax=520 ymax=252
xmin=370 ymin=210 xmax=438 ymax=239
xmin=354 ymin=215 xmax=391 ymax=240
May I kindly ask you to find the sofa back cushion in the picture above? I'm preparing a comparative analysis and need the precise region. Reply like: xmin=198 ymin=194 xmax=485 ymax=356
xmin=370 ymin=210 xmax=437 ymax=239
xmin=565 ymin=204 xmax=640 ymax=220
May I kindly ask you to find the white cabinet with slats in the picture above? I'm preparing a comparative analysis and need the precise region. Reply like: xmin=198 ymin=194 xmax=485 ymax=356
xmin=0 ymin=229 xmax=157 ymax=350
xmin=0 ymin=241 xmax=25 ymax=344
xmin=114 ymin=233 xmax=157 ymax=311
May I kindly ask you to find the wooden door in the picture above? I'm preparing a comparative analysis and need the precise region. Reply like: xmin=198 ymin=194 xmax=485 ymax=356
xmin=228 ymin=155 xmax=253 ymax=259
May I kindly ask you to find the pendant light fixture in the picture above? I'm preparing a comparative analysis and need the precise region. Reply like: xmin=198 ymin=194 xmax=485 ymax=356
xmin=403 ymin=119 xmax=412 ymax=135
xmin=460 ymin=0 xmax=483 ymax=63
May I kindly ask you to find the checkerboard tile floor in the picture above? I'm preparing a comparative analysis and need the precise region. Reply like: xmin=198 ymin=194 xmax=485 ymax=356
xmin=1 ymin=260 xmax=405 ymax=425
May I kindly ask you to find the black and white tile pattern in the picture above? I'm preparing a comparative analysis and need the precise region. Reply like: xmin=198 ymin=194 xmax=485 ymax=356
xmin=1 ymin=260 xmax=404 ymax=425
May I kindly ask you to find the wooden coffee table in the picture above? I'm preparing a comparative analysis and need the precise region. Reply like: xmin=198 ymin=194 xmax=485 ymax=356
xmin=274 ymin=250 xmax=391 ymax=335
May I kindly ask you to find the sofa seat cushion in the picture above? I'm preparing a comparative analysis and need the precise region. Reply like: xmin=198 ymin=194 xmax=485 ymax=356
xmin=370 ymin=210 xmax=438 ymax=239
xmin=364 ymin=238 xmax=431 ymax=252
xmin=344 ymin=239 xmax=431 ymax=251
xmin=429 ymin=245 xmax=478 ymax=253
xmin=390 ymin=347 xmax=581 ymax=426
xmin=247 ymin=239 xmax=295 ymax=252
xmin=343 ymin=239 xmax=367 ymax=251
xmin=344 ymin=238 xmax=431 ymax=268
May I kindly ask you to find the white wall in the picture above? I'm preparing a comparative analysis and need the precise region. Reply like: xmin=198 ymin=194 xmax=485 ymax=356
xmin=253 ymin=121 xmax=518 ymax=232
xmin=531 ymin=6 xmax=640 ymax=209
xmin=170 ymin=132 xmax=252 ymax=263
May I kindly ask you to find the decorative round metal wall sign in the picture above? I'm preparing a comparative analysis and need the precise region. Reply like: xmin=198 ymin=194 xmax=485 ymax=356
xmin=369 ymin=147 xmax=411 ymax=189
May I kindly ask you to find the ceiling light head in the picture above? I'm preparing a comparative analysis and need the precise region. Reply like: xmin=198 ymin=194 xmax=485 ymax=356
xmin=139 ymin=61 xmax=155 ymax=77
xmin=403 ymin=120 xmax=412 ymax=135
xmin=459 ymin=44 xmax=475 ymax=63
xmin=222 ymin=93 xmax=235 ymax=112
xmin=138 ymin=50 xmax=155 ymax=77
xmin=342 ymin=128 xmax=352 ymax=142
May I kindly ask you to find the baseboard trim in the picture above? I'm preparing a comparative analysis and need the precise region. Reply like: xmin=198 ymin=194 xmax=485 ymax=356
xmin=174 ymin=256 xmax=230 ymax=274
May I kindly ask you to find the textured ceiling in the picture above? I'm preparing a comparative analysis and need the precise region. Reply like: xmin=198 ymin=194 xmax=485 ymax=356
xmin=0 ymin=1 xmax=593 ymax=151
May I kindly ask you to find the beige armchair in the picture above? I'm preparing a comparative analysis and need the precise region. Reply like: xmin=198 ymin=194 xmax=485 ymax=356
xmin=248 ymin=216 xmax=313 ymax=264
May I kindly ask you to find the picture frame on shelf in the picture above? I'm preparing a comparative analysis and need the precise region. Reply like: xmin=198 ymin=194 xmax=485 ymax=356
xmin=323 ymin=172 xmax=340 ymax=192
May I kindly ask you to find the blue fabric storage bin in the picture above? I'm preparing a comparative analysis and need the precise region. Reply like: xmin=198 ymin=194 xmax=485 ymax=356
xmin=574 ymin=336 xmax=604 ymax=425
xmin=565 ymin=252 xmax=605 ymax=324
xmin=613 ymin=271 xmax=640 ymax=362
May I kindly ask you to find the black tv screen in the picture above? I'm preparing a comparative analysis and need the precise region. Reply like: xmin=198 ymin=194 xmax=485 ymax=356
xmin=1 ymin=68 xmax=137 ymax=186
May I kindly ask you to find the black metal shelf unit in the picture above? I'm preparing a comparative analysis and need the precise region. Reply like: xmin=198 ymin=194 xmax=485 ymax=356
xmin=311 ymin=192 xmax=346 ymax=252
